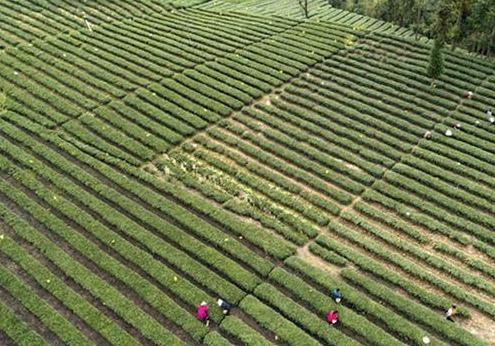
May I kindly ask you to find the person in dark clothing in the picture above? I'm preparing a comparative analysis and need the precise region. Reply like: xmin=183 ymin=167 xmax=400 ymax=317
xmin=331 ymin=288 xmax=343 ymax=303
xmin=217 ymin=298 xmax=231 ymax=315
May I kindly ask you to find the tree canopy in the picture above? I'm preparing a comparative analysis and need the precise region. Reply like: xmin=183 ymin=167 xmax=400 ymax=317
xmin=330 ymin=0 xmax=495 ymax=55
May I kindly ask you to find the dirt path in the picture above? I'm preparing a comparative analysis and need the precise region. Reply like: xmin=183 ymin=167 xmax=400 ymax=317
xmin=295 ymin=244 xmax=343 ymax=276
xmin=461 ymin=310 xmax=495 ymax=344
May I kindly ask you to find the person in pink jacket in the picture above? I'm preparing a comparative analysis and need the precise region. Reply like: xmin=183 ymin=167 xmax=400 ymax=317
xmin=196 ymin=301 xmax=210 ymax=326
xmin=326 ymin=310 xmax=339 ymax=325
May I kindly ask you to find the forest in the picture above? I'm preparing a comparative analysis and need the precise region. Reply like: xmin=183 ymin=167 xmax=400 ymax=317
xmin=326 ymin=0 xmax=495 ymax=55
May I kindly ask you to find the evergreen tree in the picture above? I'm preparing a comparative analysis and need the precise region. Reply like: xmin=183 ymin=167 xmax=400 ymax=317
xmin=427 ymin=39 xmax=445 ymax=80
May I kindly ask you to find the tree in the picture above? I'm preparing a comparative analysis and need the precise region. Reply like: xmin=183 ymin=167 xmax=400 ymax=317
xmin=327 ymin=0 xmax=345 ymax=7
xmin=413 ymin=0 xmax=426 ymax=39
xmin=298 ymin=0 xmax=309 ymax=18
xmin=374 ymin=0 xmax=416 ymax=26
xmin=467 ymin=0 xmax=495 ymax=55
xmin=455 ymin=0 xmax=470 ymax=46
xmin=431 ymin=0 xmax=458 ymax=44
xmin=324 ymin=0 xmax=495 ymax=56
xmin=427 ymin=39 xmax=445 ymax=80
xmin=431 ymin=0 xmax=473 ymax=48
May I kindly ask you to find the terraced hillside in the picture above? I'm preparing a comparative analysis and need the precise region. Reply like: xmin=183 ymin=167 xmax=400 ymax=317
xmin=0 ymin=0 xmax=494 ymax=345
xmin=195 ymin=0 xmax=419 ymax=38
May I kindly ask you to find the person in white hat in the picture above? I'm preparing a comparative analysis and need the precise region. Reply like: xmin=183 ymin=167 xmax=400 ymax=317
xmin=217 ymin=298 xmax=231 ymax=315
xmin=196 ymin=301 xmax=210 ymax=326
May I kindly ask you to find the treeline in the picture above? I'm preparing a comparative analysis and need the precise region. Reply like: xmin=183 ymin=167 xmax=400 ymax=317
xmin=327 ymin=0 xmax=495 ymax=56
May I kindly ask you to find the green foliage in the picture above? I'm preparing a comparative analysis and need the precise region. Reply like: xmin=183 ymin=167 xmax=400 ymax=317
xmin=341 ymin=269 xmax=489 ymax=346
xmin=282 ymin=258 xmax=449 ymax=346
xmin=431 ymin=0 xmax=459 ymax=44
xmin=206 ymin=126 xmax=354 ymax=205
xmin=1 ymin=3 xmax=495 ymax=345
xmin=219 ymin=316 xmax=276 ymax=345
xmin=323 ymin=0 xmax=495 ymax=55
xmin=0 ymin=255 xmax=94 ymax=346
xmin=0 ymin=234 xmax=142 ymax=346
xmin=253 ymin=282 xmax=362 ymax=346
xmin=0 ymin=91 xmax=6 ymax=110
xmin=317 ymin=228 xmax=495 ymax=318
xmin=341 ymin=210 xmax=495 ymax=295
xmin=0 ymin=300 xmax=48 ymax=346
xmin=0 ymin=164 xmax=209 ymax=342
xmin=474 ymin=241 xmax=495 ymax=261
xmin=314 ymin=234 xmax=468 ymax=317
xmin=353 ymin=201 xmax=428 ymax=243
xmin=239 ymin=295 xmax=321 ymax=345
xmin=11 ymin=112 xmax=296 ymax=263
xmin=467 ymin=0 xmax=495 ymax=54
xmin=433 ymin=242 xmax=495 ymax=278
xmin=195 ymin=132 xmax=341 ymax=216
xmin=427 ymin=39 xmax=445 ymax=79
xmin=308 ymin=243 xmax=348 ymax=266
xmin=203 ymin=331 xmax=235 ymax=346
xmin=164 ymin=148 xmax=316 ymax=244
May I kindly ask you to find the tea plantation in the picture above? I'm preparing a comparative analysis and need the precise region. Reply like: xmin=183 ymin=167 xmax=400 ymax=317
xmin=0 ymin=0 xmax=494 ymax=345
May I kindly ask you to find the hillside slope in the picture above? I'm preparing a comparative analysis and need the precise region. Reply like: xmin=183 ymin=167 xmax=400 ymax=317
xmin=0 ymin=0 xmax=494 ymax=345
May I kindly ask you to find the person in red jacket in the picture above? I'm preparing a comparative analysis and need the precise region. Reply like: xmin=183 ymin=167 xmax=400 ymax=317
xmin=196 ymin=301 xmax=210 ymax=326
xmin=326 ymin=310 xmax=339 ymax=325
